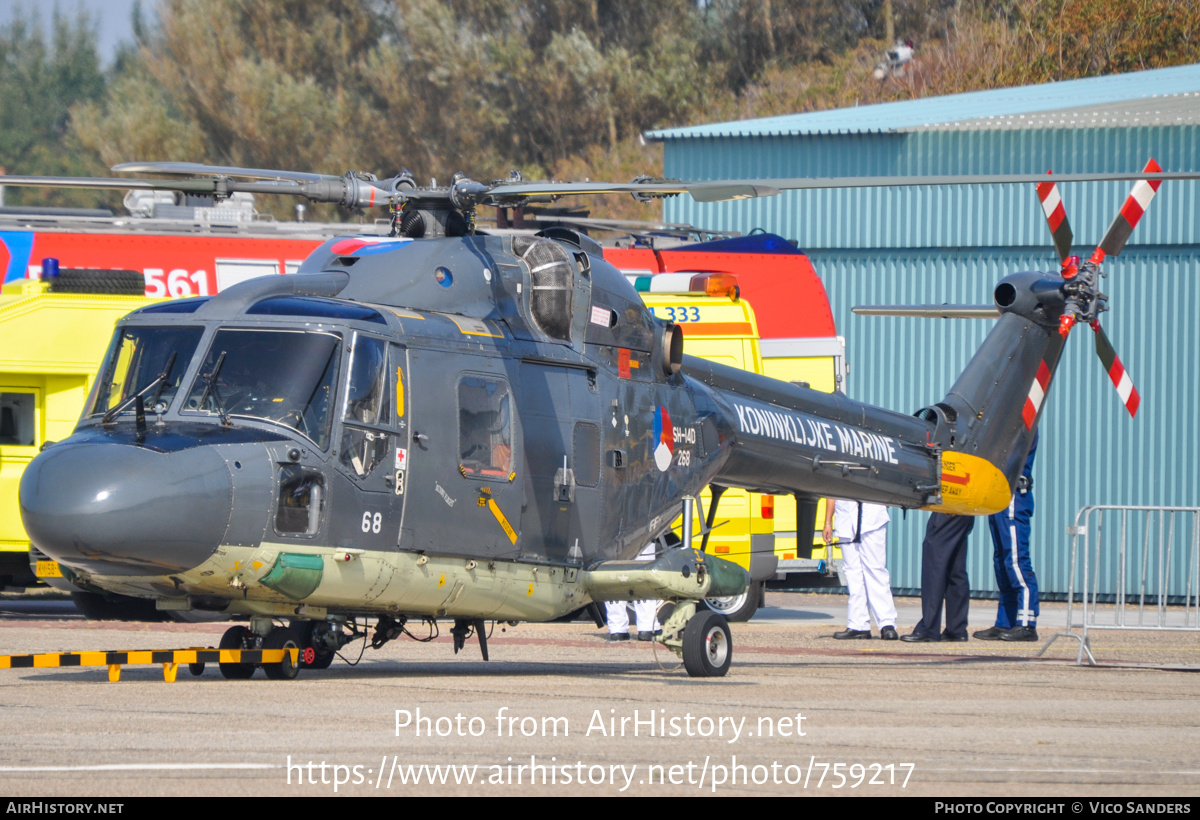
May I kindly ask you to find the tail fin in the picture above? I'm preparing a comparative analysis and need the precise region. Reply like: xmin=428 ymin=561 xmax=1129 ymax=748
xmin=865 ymin=162 xmax=1161 ymax=515
xmin=927 ymin=287 xmax=1067 ymax=514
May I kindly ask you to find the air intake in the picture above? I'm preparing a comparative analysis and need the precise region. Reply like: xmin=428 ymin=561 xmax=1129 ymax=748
xmin=513 ymin=237 xmax=574 ymax=341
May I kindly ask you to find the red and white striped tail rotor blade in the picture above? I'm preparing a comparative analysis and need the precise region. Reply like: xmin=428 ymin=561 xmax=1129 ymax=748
xmin=1096 ymin=159 xmax=1162 ymax=261
xmin=1036 ymin=172 xmax=1073 ymax=262
xmin=1091 ymin=321 xmax=1140 ymax=417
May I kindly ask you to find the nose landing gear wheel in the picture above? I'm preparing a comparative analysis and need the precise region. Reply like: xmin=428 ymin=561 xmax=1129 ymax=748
xmin=263 ymin=626 xmax=301 ymax=680
xmin=682 ymin=610 xmax=732 ymax=678
xmin=218 ymin=625 xmax=257 ymax=680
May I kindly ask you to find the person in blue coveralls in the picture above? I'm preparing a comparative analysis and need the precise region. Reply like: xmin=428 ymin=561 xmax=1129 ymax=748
xmin=974 ymin=430 xmax=1040 ymax=642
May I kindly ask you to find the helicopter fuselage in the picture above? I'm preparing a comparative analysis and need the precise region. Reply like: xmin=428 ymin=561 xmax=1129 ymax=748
xmin=18 ymin=229 xmax=1060 ymax=625
xmin=19 ymin=232 xmax=741 ymax=621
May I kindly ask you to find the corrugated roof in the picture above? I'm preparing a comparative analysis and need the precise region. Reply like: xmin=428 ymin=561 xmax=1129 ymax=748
xmin=645 ymin=62 xmax=1200 ymax=140
xmin=905 ymin=91 xmax=1200 ymax=131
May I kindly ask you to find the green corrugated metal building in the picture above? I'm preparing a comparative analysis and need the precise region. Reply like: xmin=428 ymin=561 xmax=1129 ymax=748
xmin=646 ymin=64 xmax=1200 ymax=597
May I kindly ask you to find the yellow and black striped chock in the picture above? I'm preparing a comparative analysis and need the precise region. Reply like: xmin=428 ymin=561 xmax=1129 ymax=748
xmin=0 ymin=647 xmax=299 ymax=682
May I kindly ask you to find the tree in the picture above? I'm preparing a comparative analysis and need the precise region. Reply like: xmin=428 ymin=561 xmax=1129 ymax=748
xmin=0 ymin=9 xmax=107 ymax=206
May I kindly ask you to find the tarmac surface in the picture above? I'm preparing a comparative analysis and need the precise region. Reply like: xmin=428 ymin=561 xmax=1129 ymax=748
xmin=1 ymin=590 xmax=1198 ymax=797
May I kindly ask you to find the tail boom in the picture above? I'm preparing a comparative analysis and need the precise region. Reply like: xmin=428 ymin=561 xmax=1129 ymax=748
xmin=684 ymin=265 xmax=1076 ymax=518
xmin=683 ymin=356 xmax=941 ymax=508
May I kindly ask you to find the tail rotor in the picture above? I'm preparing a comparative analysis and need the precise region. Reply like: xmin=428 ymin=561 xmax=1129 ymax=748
xmin=1036 ymin=162 xmax=1159 ymax=418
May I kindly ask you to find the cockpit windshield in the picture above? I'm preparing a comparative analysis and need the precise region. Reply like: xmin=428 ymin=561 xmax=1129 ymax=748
xmin=90 ymin=326 xmax=203 ymax=417
xmin=183 ymin=329 xmax=341 ymax=448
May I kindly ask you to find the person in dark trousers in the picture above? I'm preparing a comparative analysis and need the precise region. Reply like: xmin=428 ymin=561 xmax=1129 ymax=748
xmin=975 ymin=431 xmax=1040 ymax=642
xmin=902 ymin=512 xmax=973 ymax=642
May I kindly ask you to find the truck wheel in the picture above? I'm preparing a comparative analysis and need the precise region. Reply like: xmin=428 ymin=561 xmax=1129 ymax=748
xmin=682 ymin=610 xmax=732 ymax=678
xmin=263 ymin=626 xmax=301 ymax=680
xmin=701 ymin=580 xmax=761 ymax=622
xmin=264 ymin=629 xmax=302 ymax=681
xmin=218 ymin=625 xmax=257 ymax=680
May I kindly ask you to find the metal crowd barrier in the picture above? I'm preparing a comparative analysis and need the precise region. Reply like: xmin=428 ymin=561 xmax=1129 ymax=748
xmin=1040 ymin=505 xmax=1200 ymax=665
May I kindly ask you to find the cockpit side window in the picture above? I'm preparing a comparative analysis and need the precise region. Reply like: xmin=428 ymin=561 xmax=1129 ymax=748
xmin=457 ymin=375 xmax=513 ymax=478
xmin=338 ymin=335 xmax=391 ymax=478
xmin=344 ymin=335 xmax=390 ymax=426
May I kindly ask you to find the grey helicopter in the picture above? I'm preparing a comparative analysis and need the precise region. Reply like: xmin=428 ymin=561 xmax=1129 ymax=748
xmin=9 ymin=160 xmax=1179 ymax=678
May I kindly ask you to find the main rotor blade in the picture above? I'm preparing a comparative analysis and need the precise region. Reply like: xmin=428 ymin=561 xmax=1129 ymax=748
xmin=2 ymin=173 xmax=391 ymax=209
xmin=1091 ymin=321 xmax=1140 ymax=417
xmin=1036 ymin=171 xmax=1073 ymax=262
xmin=498 ymin=212 xmax=741 ymax=237
xmin=1096 ymin=158 xmax=1163 ymax=259
xmin=488 ymin=169 xmax=1200 ymax=205
xmin=0 ymin=174 xmax=231 ymax=194
xmin=6 ymin=165 xmax=1197 ymax=208
xmin=852 ymin=304 xmax=1000 ymax=319
xmin=113 ymin=161 xmax=342 ymax=183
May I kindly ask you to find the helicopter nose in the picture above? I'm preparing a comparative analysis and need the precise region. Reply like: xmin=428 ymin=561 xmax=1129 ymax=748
xmin=19 ymin=441 xmax=233 ymax=576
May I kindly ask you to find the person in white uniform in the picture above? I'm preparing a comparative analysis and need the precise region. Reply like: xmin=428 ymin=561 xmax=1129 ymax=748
xmin=822 ymin=498 xmax=898 ymax=640
xmin=605 ymin=542 xmax=661 ymax=642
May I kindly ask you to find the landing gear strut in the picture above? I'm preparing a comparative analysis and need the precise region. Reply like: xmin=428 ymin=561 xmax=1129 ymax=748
xmin=451 ymin=619 xmax=489 ymax=660
xmin=293 ymin=620 xmax=343 ymax=669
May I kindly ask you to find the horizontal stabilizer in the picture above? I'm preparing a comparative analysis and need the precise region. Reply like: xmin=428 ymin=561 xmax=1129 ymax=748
xmin=852 ymin=304 xmax=999 ymax=319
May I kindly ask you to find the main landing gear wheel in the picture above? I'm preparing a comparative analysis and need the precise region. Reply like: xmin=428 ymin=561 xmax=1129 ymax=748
xmin=218 ymin=625 xmax=257 ymax=680
xmin=682 ymin=610 xmax=732 ymax=678
xmin=263 ymin=626 xmax=301 ymax=680
xmin=293 ymin=620 xmax=336 ymax=670
xmin=701 ymin=580 xmax=762 ymax=622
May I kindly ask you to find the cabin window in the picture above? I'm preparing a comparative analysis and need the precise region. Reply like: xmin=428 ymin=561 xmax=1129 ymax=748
xmin=458 ymin=376 xmax=512 ymax=478
xmin=248 ymin=296 xmax=386 ymax=325
xmin=0 ymin=392 xmax=36 ymax=446
xmin=275 ymin=465 xmax=324 ymax=535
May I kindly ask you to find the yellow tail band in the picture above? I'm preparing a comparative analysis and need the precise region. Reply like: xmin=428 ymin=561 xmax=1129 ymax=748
xmin=923 ymin=452 xmax=1012 ymax=516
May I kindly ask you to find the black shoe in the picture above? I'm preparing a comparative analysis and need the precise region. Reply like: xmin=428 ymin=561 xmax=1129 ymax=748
xmin=973 ymin=626 xmax=1006 ymax=641
xmin=901 ymin=631 xmax=939 ymax=643
xmin=941 ymin=631 xmax=969 ymax=642
xmin=607 ymin=632 xmax=630 ymax=642
xmin=998 ymin=626 xmax=1038 ymax=642
xmin=880 ymin=626 xmax=898 ymax=641
xmin=833 ymin=628 xmax=872 ymax=640
xmin=636 ymin=631 xmax=654 ymax=642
